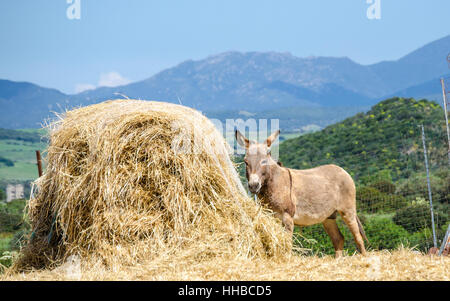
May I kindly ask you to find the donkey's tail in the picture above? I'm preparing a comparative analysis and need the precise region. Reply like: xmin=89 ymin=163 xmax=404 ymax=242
xmin=356 ymin=215 xmax=369 ymax=242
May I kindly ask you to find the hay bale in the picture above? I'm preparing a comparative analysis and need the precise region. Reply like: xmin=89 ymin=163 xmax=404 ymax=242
xmin=13 ymin=99 xmax=290 ymax=271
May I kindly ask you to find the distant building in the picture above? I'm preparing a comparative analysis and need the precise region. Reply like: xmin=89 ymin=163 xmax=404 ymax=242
xmin=6 ymin=184 xmax=24 ymax=203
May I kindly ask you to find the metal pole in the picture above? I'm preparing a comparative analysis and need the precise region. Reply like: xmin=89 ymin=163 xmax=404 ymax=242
xmin=440 ymin=78 xmax=450 ymax=166
xmin=439 ymin=224 xmax=450 ymax=256
xmin=35 ymin=150 xmax=43 ymax=177
xmin=421 ymin=125 xmax=437 ymax=248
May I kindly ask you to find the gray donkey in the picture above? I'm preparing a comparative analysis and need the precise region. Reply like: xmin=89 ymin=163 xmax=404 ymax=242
xmin=236 ymin=129 xmax=367 ymax=257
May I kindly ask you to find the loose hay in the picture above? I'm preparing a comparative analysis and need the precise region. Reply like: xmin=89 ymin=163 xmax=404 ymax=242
xmin=9 ymin=99 xmax=291 ymax=273
xmin=3 ymin=248 xmax=449 ymax=280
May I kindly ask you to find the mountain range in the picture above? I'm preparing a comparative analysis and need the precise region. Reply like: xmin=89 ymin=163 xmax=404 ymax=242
xmin=1 ymin=35 xmax=449 ymax=129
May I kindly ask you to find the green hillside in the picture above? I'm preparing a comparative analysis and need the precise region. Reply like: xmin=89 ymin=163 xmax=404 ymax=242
xmin=279 ymin=97 xmax=448 ymax=184
xmin=0 ymin=128 xmax=46 ymax=185
xmin=0 ymin=128 xmax=46 ymax=143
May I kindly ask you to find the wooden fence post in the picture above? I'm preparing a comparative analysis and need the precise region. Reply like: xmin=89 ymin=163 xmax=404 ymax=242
xmin=35 ymin=150 xmax=43 ymax=177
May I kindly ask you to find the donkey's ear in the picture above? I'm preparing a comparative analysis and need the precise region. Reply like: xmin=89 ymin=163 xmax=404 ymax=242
xmin=265 ymin=130 xmax=280 ymax=148
xmin=235 ymin=130 xmax=250 ymax=149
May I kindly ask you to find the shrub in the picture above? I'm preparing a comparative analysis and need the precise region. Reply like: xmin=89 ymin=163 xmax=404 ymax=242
xmin=9 ymin=229 xmax=30 ymax=251
xmin=0 ymin=157 xmax=14 ymax=167
xmin=405 ymin=224 xmax=449 ymax=252
xmin=406 ymin=228 xmax=434 ymax=251
xmin=360 ymin=169 xmax=393 ymax=186
xmin=0 ymin=235 xmax=12 ymax=254
xmin=294 ymin=222 xmax=355 ymax=256
xmin=293 ymin=215 xmax=411 ymax=255
xmin=356 ymin=187 xmax=385 ymax=213
xmin=370 ymin=180 xmax=396 ymax=194
xmin=0 ymin=199 xmax=27 ymax=233
xmin=396 ymin=174 xmax=449 ymax=204
xmin=0 ymin=251 xmax=18 ymax=269
xmin=0 ymin=208 xmax=23 ymax=233
xmin=363 ymin=216 xmax=409 ymax=250
xmin=4 ymin=199 xmax=26 ymax=216
xmin=356 ymin=186 xmax=407 ymax=213
xmin=384 ymin=194 xmax=409 ymax=211
xmin=393 ymin=203 xmax=449 ymax=233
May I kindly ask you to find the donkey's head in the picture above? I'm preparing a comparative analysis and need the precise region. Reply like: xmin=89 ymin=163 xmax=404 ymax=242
xmin=235 ymin=129 xmax=280 ymax=194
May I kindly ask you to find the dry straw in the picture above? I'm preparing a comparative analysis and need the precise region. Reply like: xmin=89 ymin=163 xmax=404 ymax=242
xmin=4 ymin=248 xmax=449 ymax=280
xmin=10 ymin=99 xmax=291 ymax=272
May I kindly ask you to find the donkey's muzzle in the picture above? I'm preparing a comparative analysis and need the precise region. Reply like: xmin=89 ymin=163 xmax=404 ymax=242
xmin=248 ymin=182 xmax=261 ymax=194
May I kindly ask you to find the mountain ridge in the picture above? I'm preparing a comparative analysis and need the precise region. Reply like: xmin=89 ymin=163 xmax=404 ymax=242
xmin=1 ymin=34 xmax=449 ymax=129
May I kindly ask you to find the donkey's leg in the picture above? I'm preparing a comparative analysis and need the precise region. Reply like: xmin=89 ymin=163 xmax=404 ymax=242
xmin=281 ymin=212 xmax=294 ymax=233
xmin=340 ymin=210 xmax=367 ymax=256
xmin=322 ymin=219 xmax=344 ymax=258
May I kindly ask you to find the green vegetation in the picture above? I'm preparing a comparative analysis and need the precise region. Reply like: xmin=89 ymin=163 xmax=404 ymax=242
xmin=0 ymin=128 xmax=46 ymax=182
xmin=294 ymin=212 xmax=447 ymax=256
xmin=0 ymin=156 xmax=14 ymax=167
xmin=295 ymin=215 xmax=411 ymax=255
xmin=0 ymin=129 xmax=43 ymax=268
xmin=0 ymin=199 xmax=26 ymax=233
xmin=0 ymin=199 xmax=29 ymax=267
xmin=0 ymin=128 xmax=46 ymax=143
xmin=356 ymin=185 xmax=409 ymax=214
xmin=393 ymin=202 xmax=449 ymax=233
xmin=0 ymin=233 xmax=13 ymax=254
xmin=0 ymin=162 xmax=41 ymax=181
xmin=395 ymin=170 xmax=450 ymax=204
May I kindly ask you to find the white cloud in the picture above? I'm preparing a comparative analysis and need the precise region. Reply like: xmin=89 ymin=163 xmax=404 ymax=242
xmin=74 ymin=71 xmax=131 ymax=94
xmin=98 ymin=71 xmax=131 ymax=87
xmin=74 ymin=83 xmax=96 ymax=93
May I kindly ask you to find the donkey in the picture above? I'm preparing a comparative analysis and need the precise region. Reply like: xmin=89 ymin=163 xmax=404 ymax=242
xmin=236 ymin=129 xmax=367 ymax=257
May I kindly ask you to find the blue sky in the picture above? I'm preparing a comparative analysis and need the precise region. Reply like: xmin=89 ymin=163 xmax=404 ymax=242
xmin=0 ymin=0 xmax=449 ymax=94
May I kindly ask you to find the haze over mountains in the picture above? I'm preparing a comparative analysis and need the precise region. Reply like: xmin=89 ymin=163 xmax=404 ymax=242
xmin=1 ymin=35 xmax=449 ymax=129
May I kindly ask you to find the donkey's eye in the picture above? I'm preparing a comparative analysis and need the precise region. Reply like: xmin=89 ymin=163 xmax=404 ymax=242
xmin=261 ymin=159 xmax=268 ymax=165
